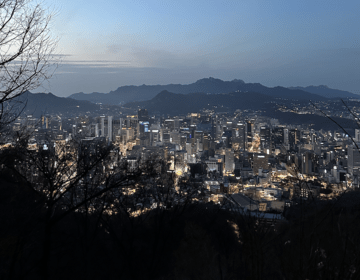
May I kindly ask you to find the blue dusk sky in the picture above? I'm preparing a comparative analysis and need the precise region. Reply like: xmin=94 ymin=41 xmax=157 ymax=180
xmin=42 ymin=0 xmax=360 ymax=97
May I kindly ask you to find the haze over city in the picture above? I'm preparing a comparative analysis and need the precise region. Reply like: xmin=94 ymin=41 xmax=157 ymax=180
xmin=41 ymin=0 xmax=360 ymax=97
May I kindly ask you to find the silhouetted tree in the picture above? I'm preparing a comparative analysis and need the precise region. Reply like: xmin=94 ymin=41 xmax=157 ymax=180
xmin=0 ymin=0 xmax=56 ymax=126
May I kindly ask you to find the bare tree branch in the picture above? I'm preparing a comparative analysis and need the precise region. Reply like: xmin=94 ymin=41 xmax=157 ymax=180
xmin=0 ymin=0 xmax=57 ymax=126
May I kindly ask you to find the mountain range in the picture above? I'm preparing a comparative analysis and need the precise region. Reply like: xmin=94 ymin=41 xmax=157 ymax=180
xmin=68 ymin=78 xmax=358 ymax=105
xmin=8 ymin=83 xmax=359 ymax=132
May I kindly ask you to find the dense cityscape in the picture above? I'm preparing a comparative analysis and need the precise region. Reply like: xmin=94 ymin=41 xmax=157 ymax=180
xmin=5 ymin=102 xmax=360 ymax=217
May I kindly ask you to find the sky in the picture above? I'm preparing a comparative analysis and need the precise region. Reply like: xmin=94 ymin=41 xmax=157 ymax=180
xmin=40 ymin=0 xmax=360 ymax=97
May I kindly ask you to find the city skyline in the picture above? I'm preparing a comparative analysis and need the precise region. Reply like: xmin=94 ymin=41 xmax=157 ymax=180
xmin=39 ymin=0 xmax=360 ymax=97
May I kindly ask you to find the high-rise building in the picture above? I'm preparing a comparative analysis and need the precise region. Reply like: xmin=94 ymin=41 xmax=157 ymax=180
xmin=252 ymin=153 xmax=269 ymax=175
xmin=272 ymin=127 xmax=284 ymax=145
xmin=289 ymin=129 xmax=300 ymax=148
xmin=260 ymin=126 xmax=271 ymax=153
xmin=222 ymin=129 xmax=232 ymax=148
xmin=138 ymin=109 xmax=149 ymax=122
xmin=138 ymin=121 xmax=149 ymax=138
xmin=194 ymin=131 xmax=203 ymax=143
xmin=348 ymin=144 xmax=360 ymax=176
xmin=72 ymin=124 xmax=77 ymax=136
xmin=302 ymin=151 xmax=313 ymax=175
xmin=108 ymin=116 xmax=113 ymax=142
xmin=232 ymin=122 xmax=247 ymax=150
xmin=284 ymin=128 xmax=289 ymax=145
xmin=174 ymin=118 xmax=181 ymax=131
xmin=211 ymin=116 xmax=217 ymax=139
xmin=164 ymin=119 xmax=175 ymax=131
xmin=225 ymin=149 xmax=235 ymax=173
xmin=355 ymin=129 xmax=360 ymax=142
xmin=203 ymin=133 xmax=211 ymax=151
xmin=246 ymin=121 xmax=254 ymax=149
xmin=170 ymin=131 xmax=180 ymax=145
xmin=95 ymin=123 xmax=99 ymax=137
xmin=100 ymin=116 xmax=105 ymax=137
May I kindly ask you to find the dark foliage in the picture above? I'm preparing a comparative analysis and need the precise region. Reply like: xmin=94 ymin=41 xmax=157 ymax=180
xmin=1 ymin=164 xmax=360 ymax=280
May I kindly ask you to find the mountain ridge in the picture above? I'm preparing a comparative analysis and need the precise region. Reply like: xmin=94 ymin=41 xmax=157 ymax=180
xmin=68 ymin=77 xmax=330 ymax=105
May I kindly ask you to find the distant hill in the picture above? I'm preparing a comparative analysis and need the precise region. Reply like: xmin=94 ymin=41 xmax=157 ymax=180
xmin=9 ymin=90 xmax=357 ymax=132
xmin=125 ymin=90 xmax=275 ymax=115
xmin=289 ymin=85 xmax=359 ymax=99
xmin=267 ymin=110 xmax=358 ymax=131
xmin=9 ymin=91 xmax=101 ymax=117
xmin=68 ymin=78 xmax=327 ymax=105
xmin=126 ymin=90 xmax=359 ymax=131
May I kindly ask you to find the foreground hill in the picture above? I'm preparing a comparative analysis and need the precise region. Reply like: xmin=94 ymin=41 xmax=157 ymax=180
xmin=69 ymin=77 xmax=327 ymax=105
